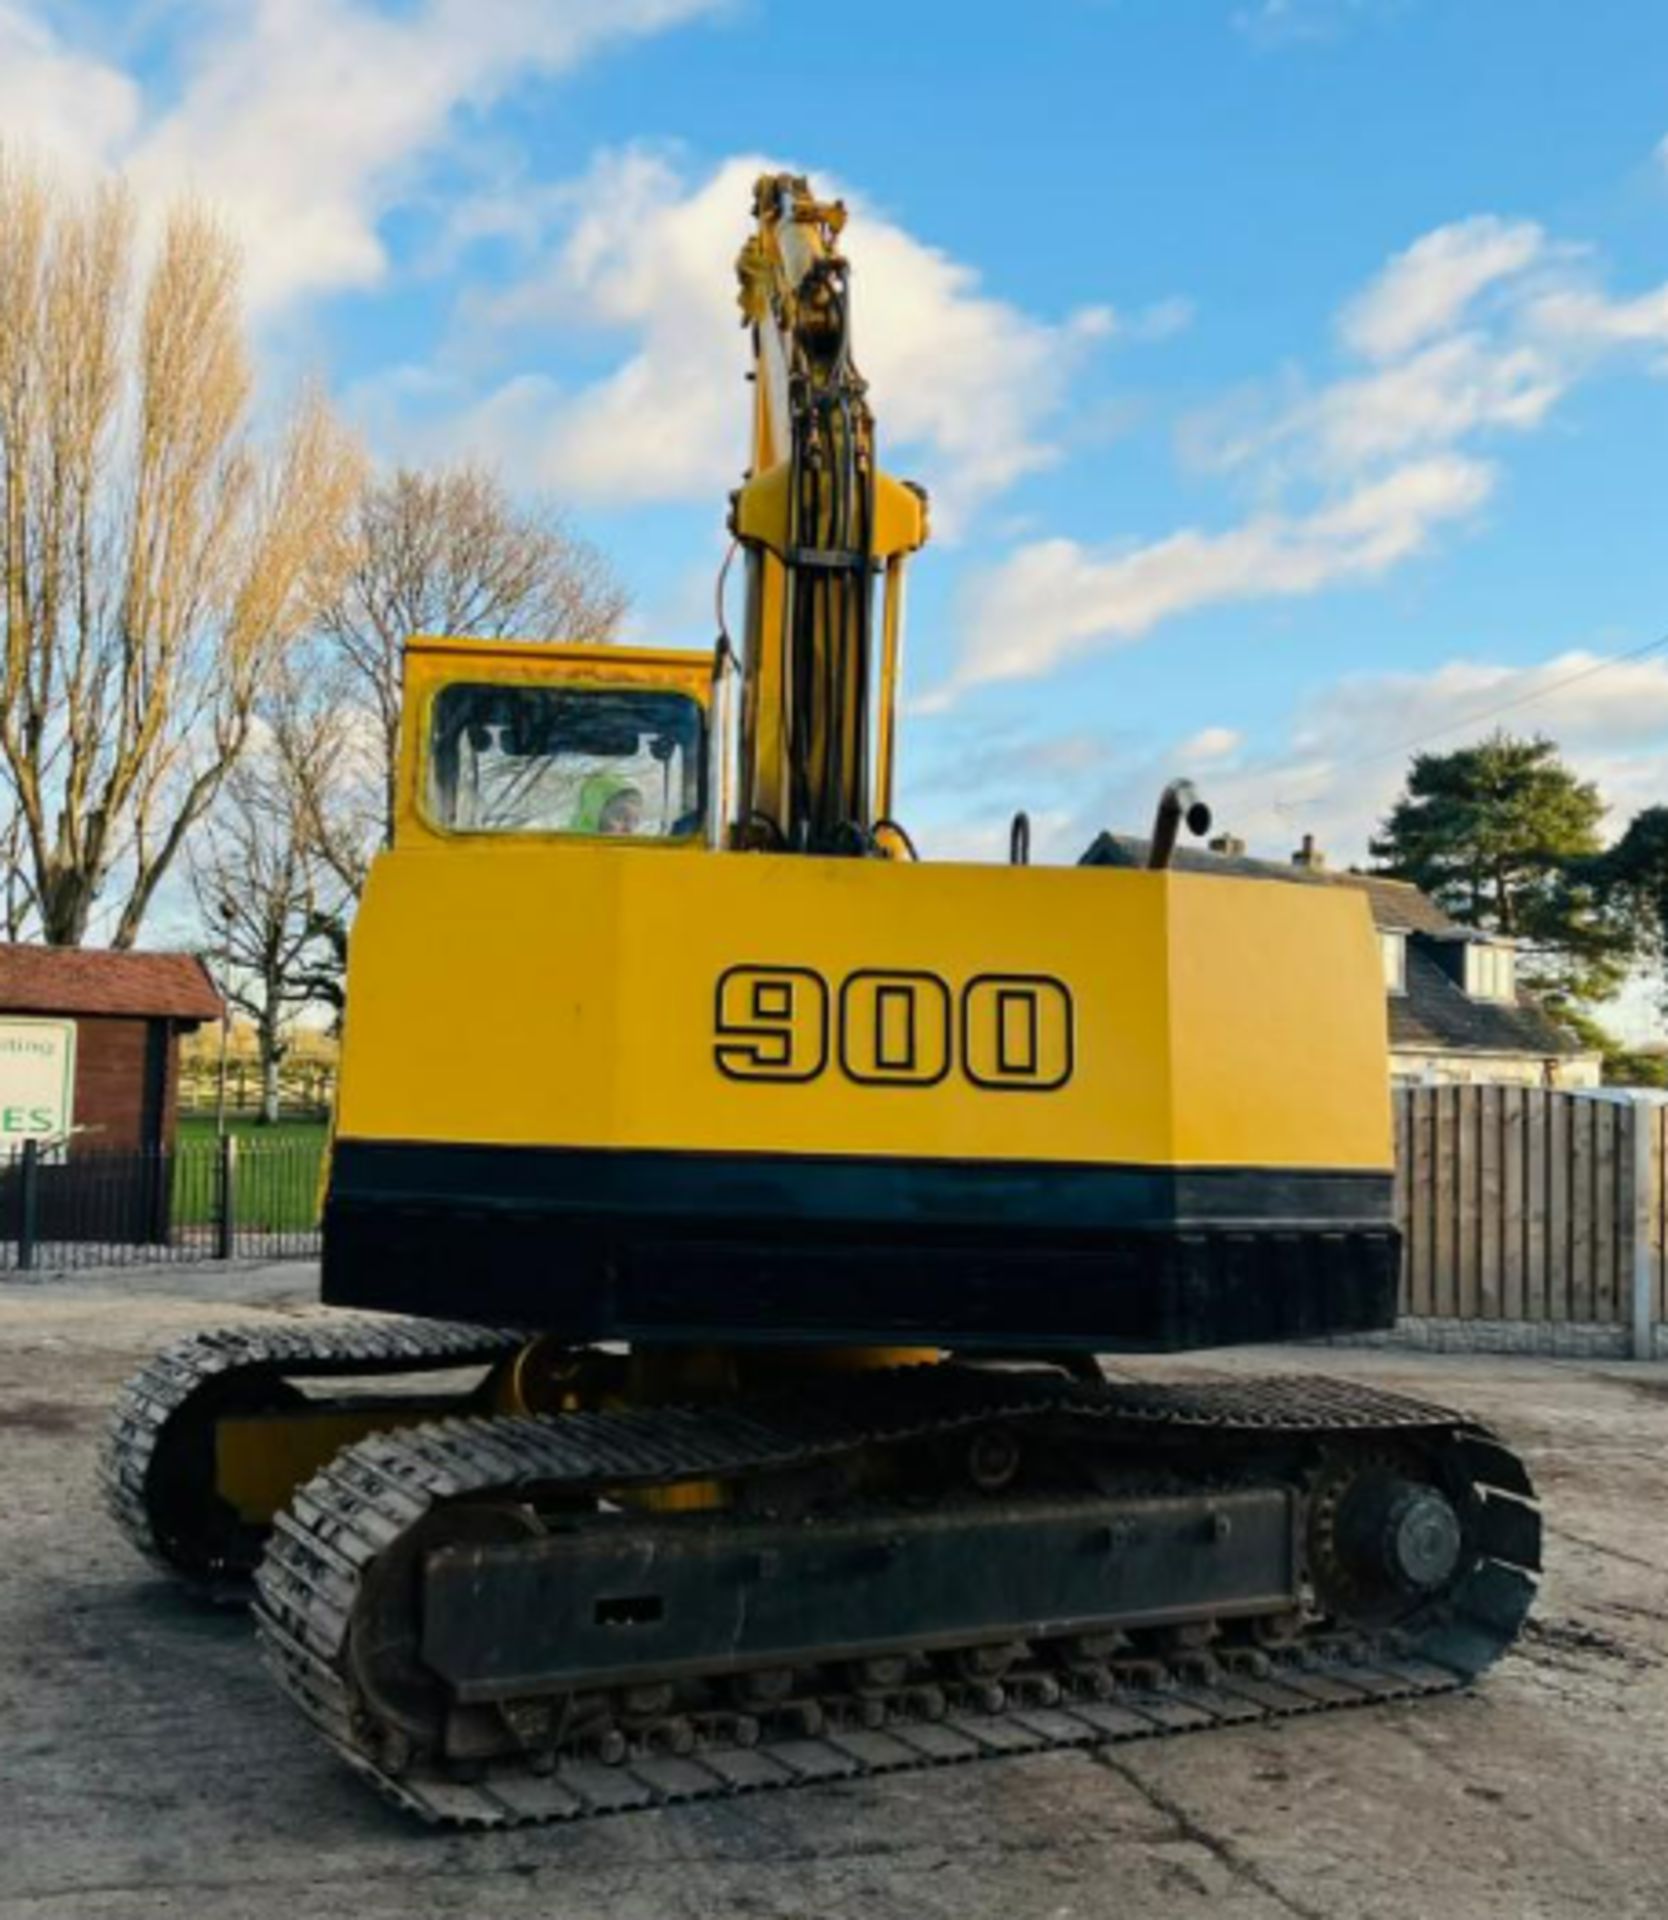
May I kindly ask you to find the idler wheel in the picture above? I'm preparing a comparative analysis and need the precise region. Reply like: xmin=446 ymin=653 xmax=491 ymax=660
xmin=1308 ymin=1448 xmax=1471 ymax=1628
xmin=147 ymin=1370 xmax=306 ymax=1583
xmin=349 ymin=1500 xmax=545 ymax=1766
xmin=1336 ymin=1474 xmax=1463 ymax=1596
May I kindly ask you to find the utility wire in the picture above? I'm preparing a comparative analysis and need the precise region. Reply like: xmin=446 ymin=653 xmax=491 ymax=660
xmin=1263 ymin=627 xmax=1668 ymax=822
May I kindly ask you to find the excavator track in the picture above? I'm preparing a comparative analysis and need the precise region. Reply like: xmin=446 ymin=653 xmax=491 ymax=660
xmin=252 ymin=1366 xmax=1539 ymax=1828
xmin=100 ymin=1318 xmax=524 ymax=1595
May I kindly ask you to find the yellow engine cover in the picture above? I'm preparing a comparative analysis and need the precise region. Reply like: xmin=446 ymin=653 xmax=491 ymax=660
xmin=336 ymin=844 xmax=1390 ymax=1176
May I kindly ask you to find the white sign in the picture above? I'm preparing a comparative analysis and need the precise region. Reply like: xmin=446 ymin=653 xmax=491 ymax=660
xmin=0 ymin=1019 xmax=77 ymax=1141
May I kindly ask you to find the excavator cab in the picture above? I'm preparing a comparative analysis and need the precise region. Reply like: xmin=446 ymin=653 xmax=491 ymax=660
xmin=399 ymin=636 xmax=724 ymax=849
xmin=425 ymin=685 xmax=703 ymax=841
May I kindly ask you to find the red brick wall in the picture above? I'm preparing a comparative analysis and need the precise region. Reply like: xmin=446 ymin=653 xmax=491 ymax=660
xmin=69 ymin=1016 xmax=176 ymax=1152
xmin=160 ymin=1022 xmax=182 ymax=1144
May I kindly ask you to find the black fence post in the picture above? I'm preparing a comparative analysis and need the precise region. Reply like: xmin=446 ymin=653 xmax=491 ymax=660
xmin=216 ymin=1134 xmax=238 ymax=1261
xmin=18 ymin=1139 xmax=40 ymax=1273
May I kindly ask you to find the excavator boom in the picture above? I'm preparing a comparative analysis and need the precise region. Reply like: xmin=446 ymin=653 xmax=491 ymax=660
xmin=731 ymin=174 xmax=925 ymax=847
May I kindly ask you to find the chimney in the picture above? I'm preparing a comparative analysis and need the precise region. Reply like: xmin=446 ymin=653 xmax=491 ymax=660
xmin=1209 ymin=833 xmax=1246 ymax=858
xmin=1291 ymin=833 xmax=1326 ymax=871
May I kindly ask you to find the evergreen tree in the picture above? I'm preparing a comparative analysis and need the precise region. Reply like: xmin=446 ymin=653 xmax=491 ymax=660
xmin=1593 ymin=806 xmax=1668 ymax=1015
xmin=1370 ymin=732 xmax=1628 ymax=1010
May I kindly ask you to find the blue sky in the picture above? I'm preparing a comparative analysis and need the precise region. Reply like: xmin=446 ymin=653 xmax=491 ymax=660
xmin=8 ymin=0 xmax=1668 ymax=896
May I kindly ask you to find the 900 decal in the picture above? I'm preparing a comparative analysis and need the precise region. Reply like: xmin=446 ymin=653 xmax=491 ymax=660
xmin=714 ymin=965 xmax=1074 ymax=1092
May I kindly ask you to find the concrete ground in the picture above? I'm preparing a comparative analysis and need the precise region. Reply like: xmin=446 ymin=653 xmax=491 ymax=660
xmin=2 ymin=1265 xmax=1666 ymax=1920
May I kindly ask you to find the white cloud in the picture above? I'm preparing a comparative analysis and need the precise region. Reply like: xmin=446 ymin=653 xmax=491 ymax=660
xmin=1177 ymin=726 xmax=1243 ymax=764
xmin=1233 ymin=0 xmax=1401 ymax=48
xmin=1339 ymin=216 xmax=1546 ymax=361
xmin=1526 ymin=282 xmax=1668 ymax=354
xmin=465 ymin=151 xmax=767 ymax=506
xmin=845 ymin=207 xmax=1114 ymax=512
xmin=1126 ymin=296 xmax=1196 ymax=342
xmin=1193 ymin=648 xmax=1668 ymax=866
xmin=0 ymin=4 xmax=140 ymax=169
xmin=438 ymin=147 xmax=1127 ymax=528
xmin=1178 ymin=204 xmax=1668 ymax=509
xmin=936 ymin=454 xmax=1492 ymax=699
xmin=907 ymin=723 xmax=1115 ymax=799
xmin=1181 ymin=215 xmax=1595 ymax=495
xmin=913 ymin=644 xmax=1668 ymax=885
xmin=933 ymin=195 xmax=1668 ymax=703
xmin=1193 ymin=331 xmax=1563 ymax=483
xmin=1311 ymin=334 xmax=1562 ymax=468
xmin=1290 ymin=650 xmax=1668 ymax=759
xmin=4 ymin=0 xmax=721 ymax=314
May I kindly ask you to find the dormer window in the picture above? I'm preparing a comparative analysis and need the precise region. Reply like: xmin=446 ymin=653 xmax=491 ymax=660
xmin=1466 ymin=942 xmax=1516 ymax=1003
xmin=1380 ymin=931 xmax=1407 ymax=995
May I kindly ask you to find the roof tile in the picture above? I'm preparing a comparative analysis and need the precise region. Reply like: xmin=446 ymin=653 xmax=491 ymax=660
xmin=1389 ymin=944 xmax=1582 ymax=1057
xmin=1080 ymin=834 xmax=1459 ymax=932
xmin=0 ymin=945 xmax=222 ymax=1022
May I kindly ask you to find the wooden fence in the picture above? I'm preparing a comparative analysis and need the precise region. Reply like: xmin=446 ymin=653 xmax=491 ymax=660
xmin=177 ymin=1061 xmax=335 ymax=1118
xmin=1393 ymin=1084 xmax=1667 ymax=1349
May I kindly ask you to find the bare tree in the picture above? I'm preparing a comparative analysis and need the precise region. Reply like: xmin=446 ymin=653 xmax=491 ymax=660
xmin=0 ymin=150 xmax=364 ymax=948
xmin=320 ymin=464 xmax=628 ymax=852
xmin=189 ymin=675 xmax=351 ymax=1123
xmin=259 ymin=647 xmax=376 ymax=1022
xmin=0 ymin=808 xmax=35 ymax=940
xmin=278 ymin=640 xmax=386 ymax=909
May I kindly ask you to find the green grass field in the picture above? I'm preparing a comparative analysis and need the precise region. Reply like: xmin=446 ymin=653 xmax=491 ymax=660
xmin=176 ymin=1114 xmax=329 ymax=1146
xmin=172 ymin=1115 xmax=327 ymax=1232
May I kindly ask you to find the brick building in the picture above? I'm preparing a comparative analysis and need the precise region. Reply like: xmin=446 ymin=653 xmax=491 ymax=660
xmin=0 ymin=945 xmax=222 ymax=1154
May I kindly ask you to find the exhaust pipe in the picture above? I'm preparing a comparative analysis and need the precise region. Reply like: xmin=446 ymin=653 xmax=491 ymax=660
xmin=1147 ymin=780 xmax=1212 ymax=870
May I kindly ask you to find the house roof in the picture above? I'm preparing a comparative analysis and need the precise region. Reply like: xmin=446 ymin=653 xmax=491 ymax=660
xmin=1080 ymin=834 xmax=1586 ymax=1061
xmin=0 ymin=945 xmax=222 ymax=1023
xmin=1080 ymin=834 xmax=1461 ymax=933
xmin=1389 ymin=944 xmax=1582 ymax=1057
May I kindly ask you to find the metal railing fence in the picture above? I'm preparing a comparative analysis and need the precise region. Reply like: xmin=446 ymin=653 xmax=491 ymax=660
xmin=0 ymin=1134 xmax=325 ymax=1271
xmin=8 ymin=1088 xmax=1668 ymax=1349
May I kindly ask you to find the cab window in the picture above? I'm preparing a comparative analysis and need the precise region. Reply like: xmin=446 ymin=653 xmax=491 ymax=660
xmin=427 ymin=684 xmax=707 ymax=839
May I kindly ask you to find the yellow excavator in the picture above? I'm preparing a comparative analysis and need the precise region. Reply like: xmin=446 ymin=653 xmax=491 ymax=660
xmin=103 ymin=175 xmax=1538 ymax=1827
